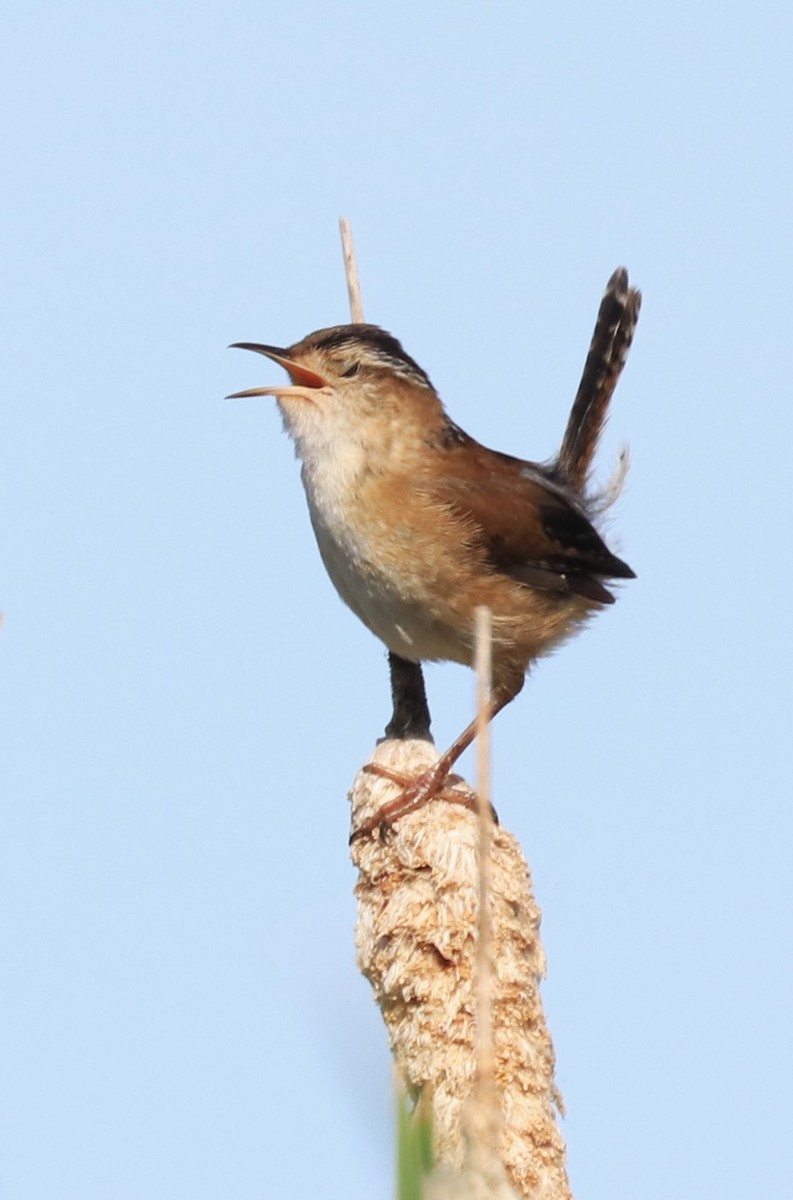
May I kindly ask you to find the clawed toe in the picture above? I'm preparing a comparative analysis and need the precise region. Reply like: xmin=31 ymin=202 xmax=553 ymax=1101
xmin=361 ymin=761 xmax=416 ymax=787
xmin=352 ymin=760 xmax=476 ymax=840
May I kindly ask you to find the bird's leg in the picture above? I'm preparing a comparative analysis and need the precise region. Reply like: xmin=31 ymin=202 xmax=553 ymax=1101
xmin=384 ymin=653 xmax=433 ymax=740
xmin=357 ymin=677 xmax=523 ymax=837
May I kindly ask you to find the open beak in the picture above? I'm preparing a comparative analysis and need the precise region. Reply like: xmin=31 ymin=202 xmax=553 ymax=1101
xmin=226 ymin=343 xmax=328 ymax=400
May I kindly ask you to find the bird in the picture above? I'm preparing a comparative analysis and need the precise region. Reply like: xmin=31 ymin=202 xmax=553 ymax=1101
xmin=228 ymin=267 xmax=640 ymax=833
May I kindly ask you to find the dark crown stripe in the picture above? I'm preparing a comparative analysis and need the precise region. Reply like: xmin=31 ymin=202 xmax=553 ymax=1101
xmin=308 ymin=325 xmax=433 ymax=388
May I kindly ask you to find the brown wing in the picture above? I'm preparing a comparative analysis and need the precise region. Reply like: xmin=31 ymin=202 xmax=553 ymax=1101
xmin=427 ymin=432 xmax=635 ymax=604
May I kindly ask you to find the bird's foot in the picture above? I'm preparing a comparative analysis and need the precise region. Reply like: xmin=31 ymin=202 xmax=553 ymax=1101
xmin=352 ymin=758 xmax=477 ymax=840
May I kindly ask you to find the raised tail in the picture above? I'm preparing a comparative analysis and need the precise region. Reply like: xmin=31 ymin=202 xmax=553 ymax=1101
xmin=556 ymin=267 xmax=641 ymax=491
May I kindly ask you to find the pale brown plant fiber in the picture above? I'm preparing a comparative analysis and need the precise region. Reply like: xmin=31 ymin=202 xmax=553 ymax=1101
xmin=350 ymin=739 xmax=573 ymax=1200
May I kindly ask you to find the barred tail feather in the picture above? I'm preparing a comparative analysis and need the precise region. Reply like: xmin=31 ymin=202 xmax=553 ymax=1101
xmin=557 ymin=268 xmax=641 ymax=491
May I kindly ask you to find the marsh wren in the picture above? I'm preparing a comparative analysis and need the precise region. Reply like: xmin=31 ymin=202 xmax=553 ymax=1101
xmin=229 ymin=268 xmax=639 ymax=831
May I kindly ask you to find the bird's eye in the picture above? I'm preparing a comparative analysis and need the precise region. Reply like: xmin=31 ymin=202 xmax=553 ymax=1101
xmin=340 ymin=362 xmax=360 ymax=378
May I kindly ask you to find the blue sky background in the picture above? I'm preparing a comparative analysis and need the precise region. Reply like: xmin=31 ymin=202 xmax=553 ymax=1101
xmin=2 ymin=3 xmax=792 ymax=1198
